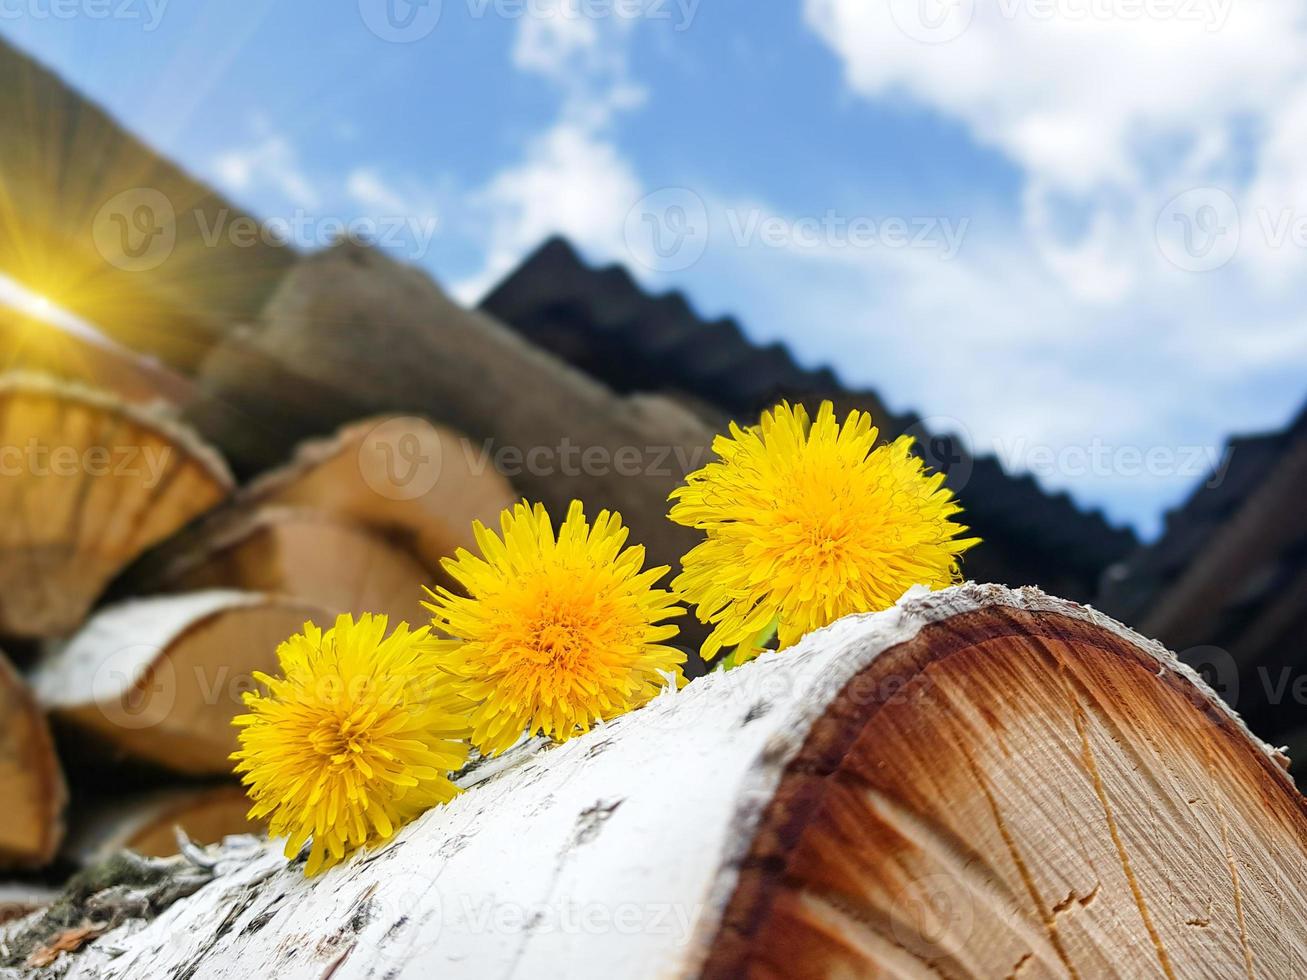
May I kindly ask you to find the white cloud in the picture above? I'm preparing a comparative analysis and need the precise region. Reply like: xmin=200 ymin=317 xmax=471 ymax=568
xmin=212 ymin=121 xmax=321 ymax=209
xmin=454 ymin=1 xmax=651 ymax=299
xmin=802 ymin=1 xmax=1307 ymax=301
xmin=453 ymin=120 xmax=643 ymax=302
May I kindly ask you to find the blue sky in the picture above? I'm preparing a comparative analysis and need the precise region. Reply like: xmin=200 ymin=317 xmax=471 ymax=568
xmin=4 ymin=0 xmax=1307 ymax=538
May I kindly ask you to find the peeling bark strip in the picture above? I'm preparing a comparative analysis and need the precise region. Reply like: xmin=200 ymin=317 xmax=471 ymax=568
xmin=18 ymin=585 xmax=1307 ymax=979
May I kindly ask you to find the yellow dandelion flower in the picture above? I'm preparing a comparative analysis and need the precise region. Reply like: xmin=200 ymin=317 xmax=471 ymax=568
xmin=231 ymin=613 xmax=471 ymax=876
xmin=669 ymin=401 xmax=980 ymax=663
xmin=423 ymin=499 xmax=686 ymax=756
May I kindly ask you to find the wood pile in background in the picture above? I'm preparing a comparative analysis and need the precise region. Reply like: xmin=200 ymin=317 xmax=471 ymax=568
xmin=0 ymin=356 xmax=522 ymax=881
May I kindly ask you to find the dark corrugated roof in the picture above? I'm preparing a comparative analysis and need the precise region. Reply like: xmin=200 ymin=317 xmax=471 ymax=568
xmin=482 ymin=236 xmax=1138 ymax=601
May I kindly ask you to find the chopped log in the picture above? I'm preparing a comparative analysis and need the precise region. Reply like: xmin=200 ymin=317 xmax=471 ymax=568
xmin=0 ymin=35 xmax=296 ymax=371
xmin=128 ymin=507 xmax=437 ymax=629
xmin=30 ymin=592 xmax=325 ymax=777
xmin=240 ymin=416 xmax=518 ymax=571
xmin=182 ymin=243 xmax=714 ymax=582
xmin=30 ymin=585 xmax=1307 ymax=979
xmin=0 ymin=653 xmax=65 ymax=869
xmin=64 ymin=787 xmax=259 ymax=865
xmin=0 ymin=374 xmax=233 ymax=638
xmin=0 ymin=309 xmax=196 ymax=407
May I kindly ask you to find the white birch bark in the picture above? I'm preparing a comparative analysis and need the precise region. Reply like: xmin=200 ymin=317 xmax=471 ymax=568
xmin=9 ymin=584 xmax=1302 ymax=979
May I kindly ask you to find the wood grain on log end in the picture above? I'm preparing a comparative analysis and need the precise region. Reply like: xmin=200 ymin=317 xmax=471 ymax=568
xmin=25 ymin=585 xmax=1304 ymax=979
xmin=0 ymin=653 xmax=66 ymax=868
xmin=241 ymin=414 xmax=518 ymax=571
xmin=703 ymin=605 xmax=1307 ymax=979
xmin=0 ymin=373 xmax=232 ymax=637
xmin=135 ymin=506 xmax=439 ymax=629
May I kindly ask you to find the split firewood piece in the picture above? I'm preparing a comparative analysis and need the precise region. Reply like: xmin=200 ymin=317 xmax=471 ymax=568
xmin=64 ymin=786 xmax=259 ymax=866
xmin=240 ymin=415 xmax=517 ymax=570
xmin=132 ymin=506 xmax=437 ymax=629
xmin=0 ymin=373 xmax=233 ymax=638
xmin=0 ymin=309 xmax=198 ymax=408
xmin=183 ymin=243 xmax=711 ymax=578
xmin=37 ymin=584 xmax=1307 ymax=979
xmin=0 ymin=653 xmax=66 ymax=869
xmin=30 ymin=591 xmax=325 ymax=777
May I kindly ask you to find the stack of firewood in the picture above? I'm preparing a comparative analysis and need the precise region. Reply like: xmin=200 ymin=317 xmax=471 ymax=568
xmin=0 ymin=361 xmax=518 ymax=887
xmin=2 ymin=247 xmax=1305 ymax=978
xmin=0 ymin=242 xmax=724 ymax=909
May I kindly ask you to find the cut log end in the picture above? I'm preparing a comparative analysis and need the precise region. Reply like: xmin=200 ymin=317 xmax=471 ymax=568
xmin=0 ymin=373 xmax=232 ymax=637
xmin=702 ymin=604 xmax=1307 ymax=979
xmin=0 ymin=653 xmax=66 ymax=868
xmin=243 ymin=414 xmax=517 ymax=570
xmin=18 ymin=585 xmax=1307 ymax=979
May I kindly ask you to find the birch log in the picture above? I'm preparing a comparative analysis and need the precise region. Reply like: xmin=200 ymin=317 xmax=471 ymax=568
xmin=15 ymin=585 xmax=1307 ymax=979
xmin=31 ymin=592 xmax=325 ymax=776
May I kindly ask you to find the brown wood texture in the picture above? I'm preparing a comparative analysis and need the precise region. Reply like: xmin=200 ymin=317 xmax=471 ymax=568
xmin=146 ymin=507 xmax=437 ymax=629
xmin=182 ymin=243 xmax=713 ymax=583
xmin=64 ymin=786 xmax=259 ymax=865
xmin=0 ymin=653 xmax=65 ymax=868
xmin=704 ymin=607 xmax=1307 ymax=979
xmin=0 ymin=375 xmax=232 ymax=637
xmin=0 ymin=37 xmax=296 ymax=371
xmin=39 ymin=594 xmax=324 ymax=776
